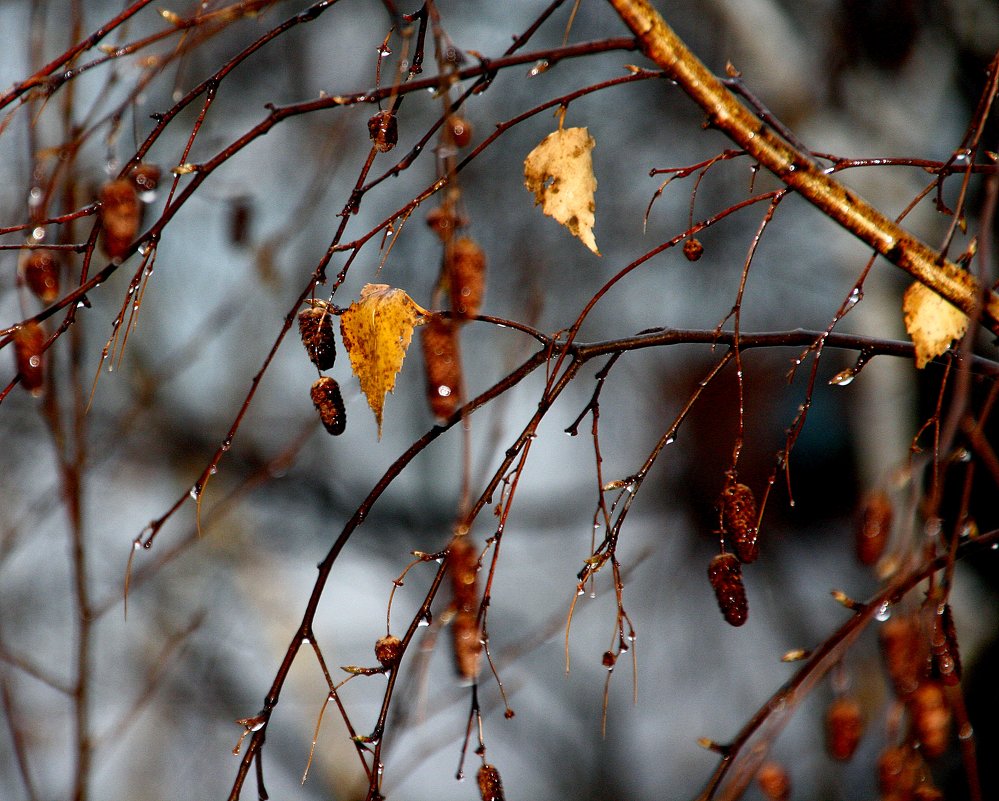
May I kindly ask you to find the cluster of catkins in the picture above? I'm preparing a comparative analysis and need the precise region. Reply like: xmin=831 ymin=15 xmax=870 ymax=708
xmin=707 ymin=478 xmax=759 ymax=626
xmin=14 ymin=163 xmax=160 ymax=394
xmin=755 ymin=490 xmax=961 ymax=801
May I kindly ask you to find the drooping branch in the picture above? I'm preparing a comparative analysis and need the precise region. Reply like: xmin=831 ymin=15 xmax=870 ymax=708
xmin=606 ymin=0 xmax=999 ymax=336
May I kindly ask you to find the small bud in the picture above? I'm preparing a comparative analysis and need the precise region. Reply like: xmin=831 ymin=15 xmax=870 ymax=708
xmin=780 ymin=648 xmax=810 ymax=663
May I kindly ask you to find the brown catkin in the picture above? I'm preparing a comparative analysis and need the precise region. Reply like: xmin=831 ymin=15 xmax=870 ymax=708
xmin=421 ymin=315 xmax=462 ymax=420
xmin=908 ymin=681 xmax=951 ymax=759
xmin=99 ymin=179 xmax=140 ymax=260
xmin=14 ymin=322 xmax=45 ymax=392
xmin=447 ymin=115 xmax=473 ymax=148
xmin=310 ymin=377 xmax=346 ymax=436
xmin=856 ymin=489 xmax=892 ymax=565
xmin=880 ymin=615 xmax=925 ymax=698
xmin=298 ymin=304 xmax=336 ymax=370
xmin=682 ymin=237 xmax=704 ymax=261
xmin=447 ymin=236 xmax=486 ymax=320
xmin=719 ymin=482 xmax=759 ymax=563
xmin=756 ymin=761 xmax=790 ymax=801
xmin=367 ymin=110 xmax=398 ymax=152
xmin=23 ymin=250 xmax=60 ymax=303
xmin=426 ymin=205 xmax=464 ymax=241
xmin=448 ymin=535 xmax=481 ymax=681
xmin=707 ymin=552 xmax=748 ymax=626
xmin=374 ymin=635 xmax=402 ymax=668
xmin=825 ymin=696 xmax=864 ymax=761
xmin=878 ymin=745 xmax=920 ymax=799
xmin=477 ymin=763 xmax=504 ymax=801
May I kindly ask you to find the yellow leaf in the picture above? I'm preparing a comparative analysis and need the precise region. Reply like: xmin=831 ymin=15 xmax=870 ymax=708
xmin=902 ymin=281 xmax=969 ymax=369
xmin=339 ymin=283 xmax=429 ymax=438
xmin=524 ymin=126 xmax=599 ymax=255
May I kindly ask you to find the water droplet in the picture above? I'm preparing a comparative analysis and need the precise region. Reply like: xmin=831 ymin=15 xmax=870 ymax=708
xmin=138 ymin=189 xmax=157 ymax=203
xmin=436 ymin=385 xmax=452 ymax=397
xmin=576 ymin=587 xmax=585 ymax=596
xmin=828 ymin=368 xmax=856 ymax=387
xmin=953 ymin=150 xmax=971 ymax=164
xmin=955 ymin=447 xmax=972 ymax=463
xmin=189 ymin=484 xmax=202 ymax=500
xmin=846 ymin=287 xmax=863 ymax=308
xmin=418 ymin=611 xmax=432 ymax=627
xmin=875 ymin=601 xmax=892 ymax=622
xmin=172 ymin=88 xmax=183 ymax=102
xmin=132 ymin=540 xmax=141 ymax=551
xmin=665 ymin=435 xmax=675 ymax=445
xmin=527 ymin=59 xmax=549 ymax=77
xmin=221 ymin=438 xmax=232 ymax=452
xmin=32 ymin=226 xmax=45 ymax=241
xmin=209 ymin=466 xmax=217 ymax=475
xmin=28 ymin=187 xmax=43 ymax=206
xmin=377 ymin=46 xmax=391 ymax=57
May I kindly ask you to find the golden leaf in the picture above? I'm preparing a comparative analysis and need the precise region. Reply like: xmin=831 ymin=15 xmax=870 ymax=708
xmin=339 ymin=283 xmax=429 ymax=437
xmin=902 ymin=281 xmax=969 ymax=369
xmin=524 ymin=126 xmax=599 ymax=255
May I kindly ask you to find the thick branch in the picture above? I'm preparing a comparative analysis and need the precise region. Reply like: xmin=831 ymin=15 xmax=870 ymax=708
xmin=607 ymin=0 xmax=999 ymax=336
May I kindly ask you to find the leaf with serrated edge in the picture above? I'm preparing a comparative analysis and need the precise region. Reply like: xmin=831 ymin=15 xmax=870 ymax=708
xmin=524 ymin=126 xmax=599 ymax=255
xmin=902 ymin=281 xmax=969 ymax=369
xmin=339 ymin=283 xmax=429 ymax=438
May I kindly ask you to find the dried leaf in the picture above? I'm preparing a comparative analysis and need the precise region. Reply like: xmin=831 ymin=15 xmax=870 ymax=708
xmin=339 ymin=283 xmax=429 ymax=438
xmin=902 ymin=281 xmax=969 ymax=369
xmin=523 ymin=126 xmax=599 ymax=254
